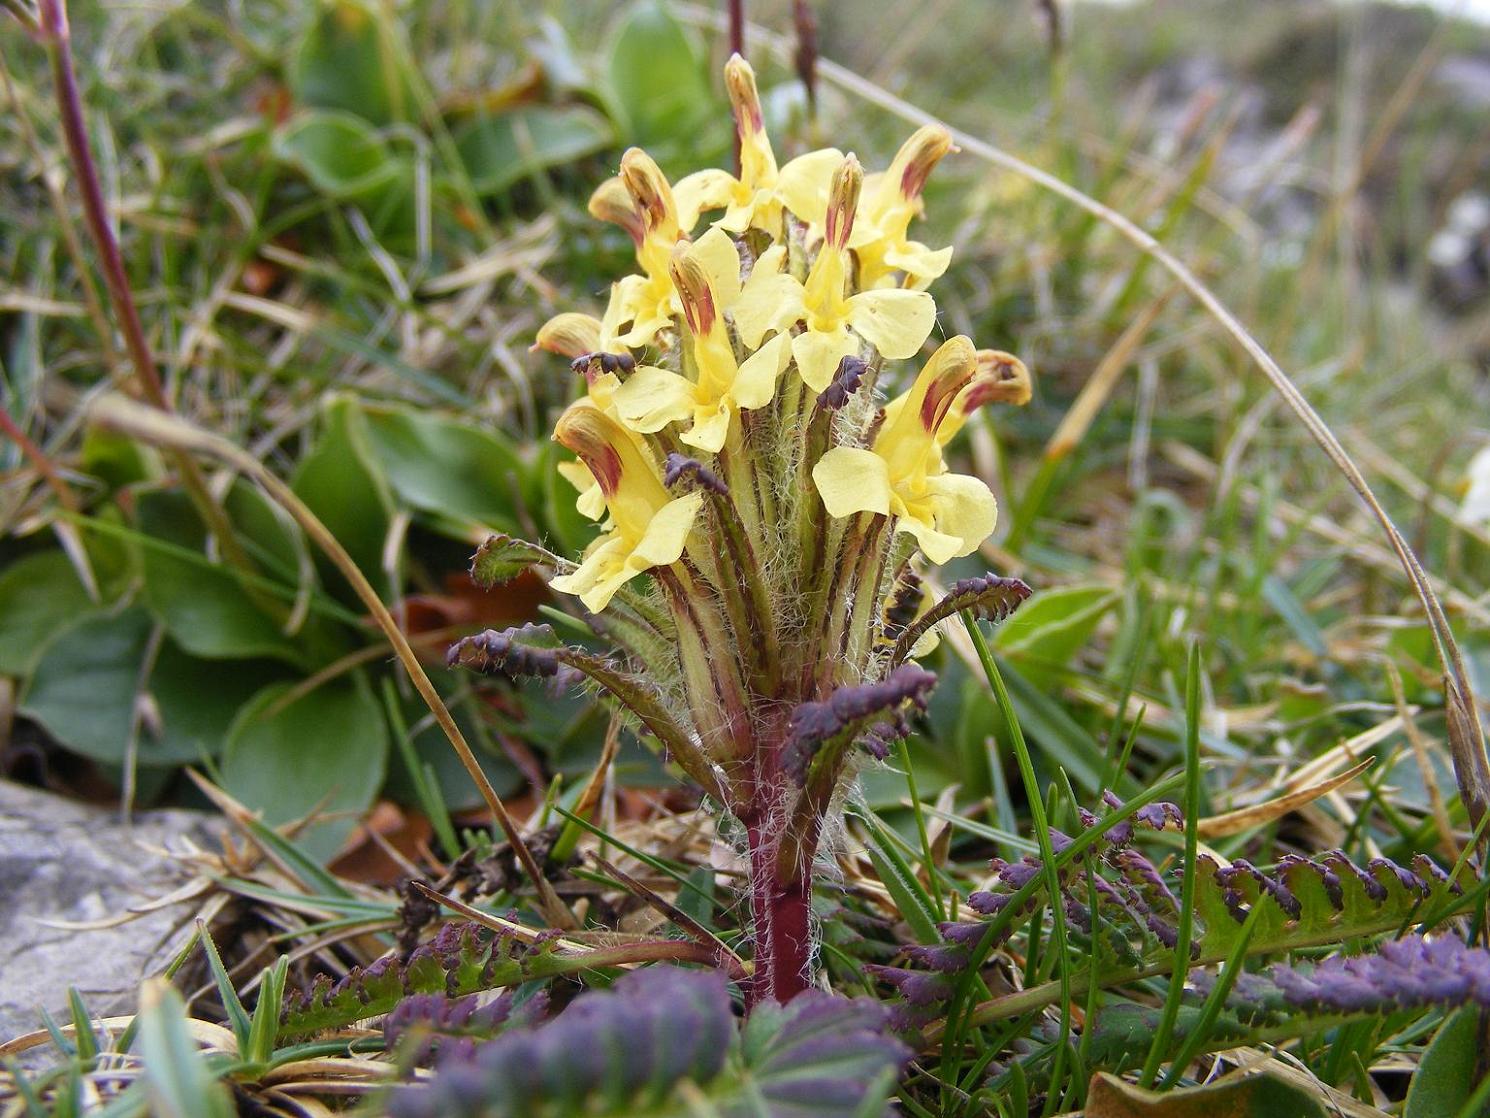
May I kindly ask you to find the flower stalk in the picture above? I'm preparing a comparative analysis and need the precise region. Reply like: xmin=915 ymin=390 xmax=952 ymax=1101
xmin=466 ymin=56 xmax=1032 ymax=1004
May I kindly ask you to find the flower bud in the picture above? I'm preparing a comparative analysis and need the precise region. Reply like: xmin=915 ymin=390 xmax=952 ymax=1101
xmin=620 ymin=148 xmax=680 ymax=241
xmin=533 ymin=313 xmax=602 ymax=359
xmin=724 ymin=53 xmax=776 ymax=185
xmin=667 ymin=244 xmax=719 ymax=340
xmin=888 ymin=125 xmax=956 ymax=205
xmin=824 ymin=154 xmax=863 ymax=251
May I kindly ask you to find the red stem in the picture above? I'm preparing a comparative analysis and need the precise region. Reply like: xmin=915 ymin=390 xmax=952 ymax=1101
xmin=747 ymin=817 xmax=813 ymax=1005
xmin=38 ymin=0 xmax=166 ymax=409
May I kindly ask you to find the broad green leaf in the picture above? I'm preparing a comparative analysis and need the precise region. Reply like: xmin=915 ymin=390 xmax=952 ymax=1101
xmin=1086 ymin=1070 xmax=1326 ymax=1117
xmin=0 ymin=550 xmax=97 ymax=676
xmin=20 ymin=607 xmax=286 ymax=767
xmin=272 ymin=110 xmax=401 ymax=201
xmin=1405 ymin=1006 xmax=1485 ymax=1118
xmin=456 ymin=105 xmax=613 ymax=196
xmin=291 ymin=395 xmax=396 ymax=602
xmin=606 ymin=1 xmax=715 ymax=149
xmin=991 ymin=583 xmax=1118 ymax=686
xmin=79 ymin=423 xmax=159 ymax=490
xmin=358 ymin=403 xmax=526 ymax=535
xmin=220 ymin=675 xmax=388 ymax=861
xmin=290 ymin=0 xmax=410 ymax=126
xmin=134 ymin=488 xmax=325 ymax=668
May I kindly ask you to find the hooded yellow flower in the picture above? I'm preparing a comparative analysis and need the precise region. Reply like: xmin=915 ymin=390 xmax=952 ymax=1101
xmin=812 ymin=335 xmax=997 ymax=564
xmin=587 ymin=149 xmax=711 ymax=349
xmin=611 ymin=231 xmax=791 ymax=453
xmin=673 ymin=54 xmax=843 ymax=237
xmin=548 ymin=402 xmax=704 ymax=612
xmin=741 ymin=156 xmax=938 ymax=392
xmin=850 ymin=125 xmax=958 ymax=290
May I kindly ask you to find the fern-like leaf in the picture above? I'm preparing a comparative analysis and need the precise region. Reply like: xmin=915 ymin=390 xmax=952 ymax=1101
xmin=889 ymin=575 xmax=1031 ymax=665
xmin=279 ymin=923 xmax=561 ymax=1040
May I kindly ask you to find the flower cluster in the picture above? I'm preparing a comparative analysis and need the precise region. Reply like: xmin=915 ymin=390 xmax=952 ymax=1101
xmin=470 ymin=54 xmax=1031 ymax=1003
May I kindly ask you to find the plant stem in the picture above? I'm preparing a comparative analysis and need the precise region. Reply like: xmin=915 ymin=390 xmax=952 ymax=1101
xmin=35 ymin=0 xmax=268 ymax=609
xmin=747 ymin=814 xmax=812 ymax=1005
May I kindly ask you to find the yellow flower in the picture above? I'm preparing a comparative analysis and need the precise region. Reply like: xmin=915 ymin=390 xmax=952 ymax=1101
xmin=548 ymin=401 xmax=704 ymax=612
xmin=673 ymin=54 xmax=843 ymax=237
xmin=812 ymin=335 xmax=997 ymax=563
xmin=586 ymin=149 xmax=709 ymax=349
xmin=533 ymin=288 xmax=634 ymax=361
xmin=887 ymin=347 xmax=1032 ymax=450
xmin=612 ymin=231 xmax=790 ymax=453
xmin=850 ymin=125 xmax=957 ymax=290
xmin=736 ymin=156 xmax=937 ymax=392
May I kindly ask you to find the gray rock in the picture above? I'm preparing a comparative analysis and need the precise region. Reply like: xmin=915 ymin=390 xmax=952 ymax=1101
xmin=0 ymin=780 xmax=221 ymax=1043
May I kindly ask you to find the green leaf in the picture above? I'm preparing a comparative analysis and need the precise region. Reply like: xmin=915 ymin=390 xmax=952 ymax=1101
xmin=291 ymin=395 xmax=396 ymax=602
xmin=358 ymin=403 xmax=526 ymax=535
xmin=273 ymin=110 xmax=402 ymax=201
xmin=857 ymin=810 xmax=941 ymax=945
xmin=134 ymin=488 xmax=324 ymax=668
xmin=80 ymin=423 xmax=159 ymax=490
xmin=195 ymin=926 xmax=252 ymax=1052
xmin=456 ymin=105 xmax=613 ymax=196
xmin=1086 ymin=1070 xmax=1326 ymax=1117
xmin=1405 ymin=1006 xmax=1485 ymax=1118
xmin=606 ymin=1 xmax=715 ymax=148
xmin=20 ymin=608 xmax=284 ymax=767
xmin=0 ymin=550 xmax=97 ymax=676
xmin=220 ymin=675 xmax=388 ymax=861
xmin=991 ymin=583 xmax=1118 ymax=686
xmin=290 ymin=0 xmax=410 ymax=126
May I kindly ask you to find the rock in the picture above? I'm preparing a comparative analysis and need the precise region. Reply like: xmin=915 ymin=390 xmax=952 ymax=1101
xmin=0 ymin=779 xmax=222 ymax=1043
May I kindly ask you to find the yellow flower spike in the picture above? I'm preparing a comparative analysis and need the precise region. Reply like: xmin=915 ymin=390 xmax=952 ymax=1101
xmin=852 ymin=124 xmax=958 ymax=289
xmin=612 ymin=236 xmax=790 ymax=453
xmin=672 ymin=54 xmax=843 ymax=236
xmin=548 ymin=401 xmax=704 ymax=613
xmin=812 ymin=336 xmax=997 ymax=564
xmin=785 ymin=155 xmax=938 ymax=391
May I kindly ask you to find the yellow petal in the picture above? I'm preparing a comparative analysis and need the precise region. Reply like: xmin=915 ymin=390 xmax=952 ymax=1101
xmin=732 ymin=332 xmax=790 ymax=411
xmin=885 ymin=241 xmax=954 ymax=285
xmin=550 ymin=534 xmax=633 ymax=613
xmin=673 ymin=168 xmax=737 ymax=231
xmin=847 ymin=288 xmax=936 ymax=359
xmin=680 ymin=404 xmax=732 ymax=453
xmin=777 ymin=148 xmax=845 ymax=226
xmin=734 ymin=249 xmax=804 ymax=348
xmin=792 ymin=327 xmax=858 ymax=393
xmin=631 ymin=492 xmax=704 ymax=569
xmin=813 ymin=447 xmax=892 ymax=518
xmin=557 ymin=459 xmax=608 ymax=521
xmin=612 ymin=366 xmax=697 ymax=433
xmin=893 ymin=510 xmax=964 ymax=566
xmin=689 ymin=227 xmax=742 ymax=307
xmin=923 ymin=472 xmax=997 ymax=559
